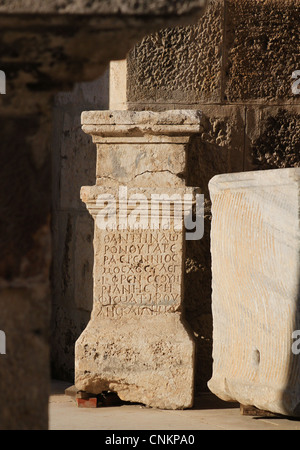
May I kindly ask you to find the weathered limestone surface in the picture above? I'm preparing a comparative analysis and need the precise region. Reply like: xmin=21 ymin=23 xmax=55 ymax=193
xmin=75 ymin=110 xmax=202 ymax=409
xmin=76 ymin=189 xmax=195 ymax=409
xmin=81 ymin=109 xmax=202 ymax=188
xmin=208 ymin=168 xmax=300 ymax=417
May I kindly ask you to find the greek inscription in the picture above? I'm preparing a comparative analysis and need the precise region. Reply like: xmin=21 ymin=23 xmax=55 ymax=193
xmin=95 ymin=230 xmax=182 ymax=314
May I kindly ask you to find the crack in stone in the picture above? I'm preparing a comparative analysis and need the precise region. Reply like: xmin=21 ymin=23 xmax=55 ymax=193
xmin=98 ymin=169 xmax=183 ymax=183
xmin=133 ymin=169 xmax=180 ymax=179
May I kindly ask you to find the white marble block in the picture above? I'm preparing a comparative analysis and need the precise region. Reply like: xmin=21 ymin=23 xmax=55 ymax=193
xmin=208 ymin=168 xmax=300 ymax=417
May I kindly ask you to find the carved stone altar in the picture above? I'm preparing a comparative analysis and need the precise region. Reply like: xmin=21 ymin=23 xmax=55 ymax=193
xmin=75 ymin=110 xmax=202 ymax=409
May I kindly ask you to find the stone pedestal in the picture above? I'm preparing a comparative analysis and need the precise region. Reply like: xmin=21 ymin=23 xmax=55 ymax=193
xmin=208 ymin=168 xmax=300 ymax=417
xmin=75 ymin=110 xmax=202 ymax=409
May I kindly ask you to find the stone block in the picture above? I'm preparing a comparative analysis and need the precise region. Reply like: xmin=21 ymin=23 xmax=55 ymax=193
xmin=75 ymin=109 xmax=203 ymax=409
xmin=76 ymin=315 xmax=195 ymax=410
xmin=208 ymin=168 xmax=300 ymax=417
xmin=224 ymin=0 xmax=300 ymax=103
xmin=109 ymin=60 xmax=127 ymax=111
xmin=81 ymin=109 xmax=202 ymax=188
xmin=126 ymin=0 xmax=223 ymax=105
xmin=76 ymin=185 xmax=198 ymax=409
xmin=245 ymin=106 xmax=300 ymax=171
xmin=76 ymin=398 xmax=97 ymax=408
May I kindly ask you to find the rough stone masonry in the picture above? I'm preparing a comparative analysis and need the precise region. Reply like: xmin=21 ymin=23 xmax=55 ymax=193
xmin=75 ymin=110 xmax=202 ymax=409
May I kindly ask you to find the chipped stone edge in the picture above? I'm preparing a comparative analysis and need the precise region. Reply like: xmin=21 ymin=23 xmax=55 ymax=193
xmin=209 ymin=168 xmax=300 ymax=196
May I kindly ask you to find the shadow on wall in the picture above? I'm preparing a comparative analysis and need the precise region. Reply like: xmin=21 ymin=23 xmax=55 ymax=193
xmin=250 ymin=108 xmax=300 ymax=416
xmin=50 ymin=71 xmax=109 ymax=382
xmin=250 ymin=109 xmax=300 ymax=170
xmin=183 ymin=116 xmax=242 ymax=393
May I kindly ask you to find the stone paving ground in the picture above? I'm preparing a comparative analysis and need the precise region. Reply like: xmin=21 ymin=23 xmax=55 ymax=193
xmin=49 ymin=380 xmax=300 ymax=431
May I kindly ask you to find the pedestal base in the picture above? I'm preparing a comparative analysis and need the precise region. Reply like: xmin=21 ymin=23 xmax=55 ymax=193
xmin=75 ymin=313 xmax=195 ymax=410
